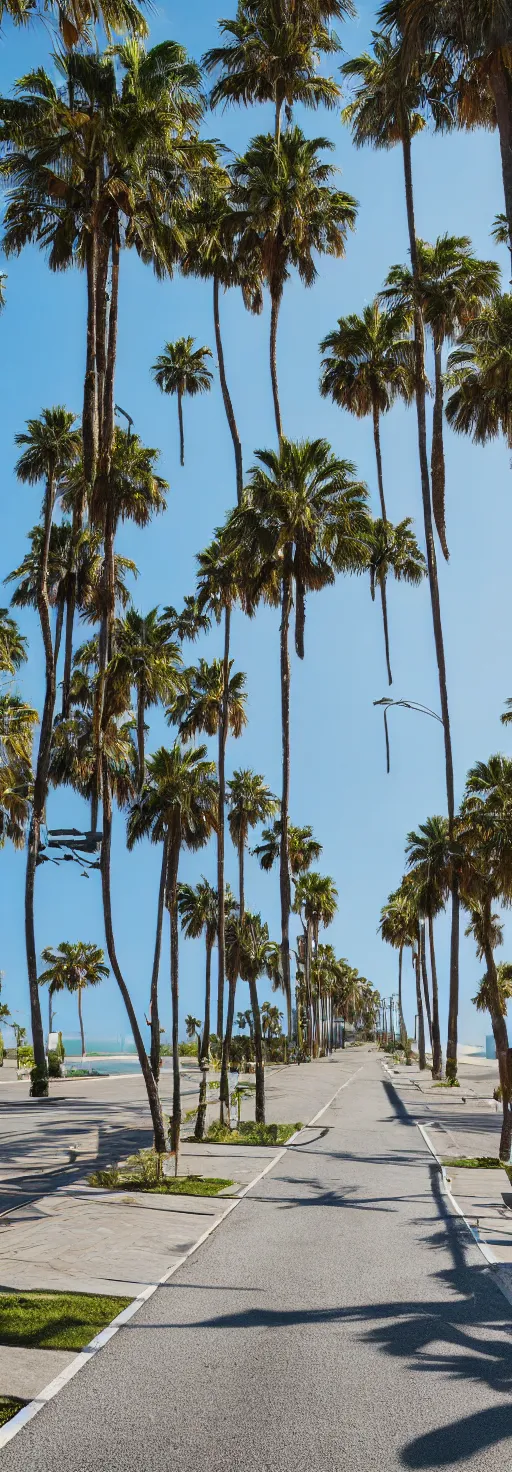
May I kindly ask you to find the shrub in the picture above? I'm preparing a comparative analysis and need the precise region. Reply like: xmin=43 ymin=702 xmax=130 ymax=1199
xmin=17 ymin=1045 xmax=34 ymax=1068
xmin=47 ymin=1050 xmax=61 ymax=1079
xmin=178 ymin=1040 xmax=197 ymax=1058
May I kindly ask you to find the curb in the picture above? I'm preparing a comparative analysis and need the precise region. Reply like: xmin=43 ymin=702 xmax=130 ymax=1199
xmin=0 ymin=1064 xmax=362 ymax=1448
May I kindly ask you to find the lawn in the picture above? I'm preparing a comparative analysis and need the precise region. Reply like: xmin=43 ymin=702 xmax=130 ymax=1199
xmin=0 ymin=1398 xmax=26 ymax=1428
xmin=0 ymin=1291 xmax=131 ymax=1351
xmin=88 ymin=1171 xmax=234 ymax=1196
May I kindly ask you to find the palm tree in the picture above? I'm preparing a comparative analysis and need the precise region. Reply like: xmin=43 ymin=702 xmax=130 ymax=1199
xmin=182 ymin=166 xmax=263 ymax=505
xmin=152 ymin=338 xmax=214 ymax=467
xmin=237 ymin=1007 xmax=253 ymax=1037
xmin=383 ymin=0 xmax=512 ymax=262
xmin=203 ymin=0 xmax=343 ymax=144
xmin=0 ymin=44 xmax=213 ymax=488
xmin=405 ymin=816 xmax=451 ymax=1078
xmin=38 ymin=942 xmax=108 ymax=1056
xmin=473 ymin=962 xmax=512 ymax=1019
xmin=111 ymin=609 xmax=183 ymax=788
xmin=226 ymin=438 xmax=369 ymax=1036
xmin=0 ymin=607 xmax=27 ymax=675
xmin=15 ymin=408 xmax=81 ymax=1096
xmin=253 ymin=820 xmax=322 ymax=876
xmin=0 ymin=694 xmax=37 ymax=851
xmin=185 ymin=1013 xmax=203 ymax=1059
xmin=458 ymin=755 xmax=512 ymax=1158
xmin=368 ymin=517 xmax=425 ymax=688
xmin=382 ymin=237 xmax=500 ymax=558
xmin=293 ymin=871 xmax=337 ymax=1052
xmin=379 ymin=887 xmax=416 ymax=1044
xmin=320 ymin=300 xmax=415 ymax=520
xmin=178 ymin=879 xmax=235 ymax=1137
xmin=445 ymin=294 xmax=512 ymax=447
xmin=342 ymin=27 xmax=461 ymax=1081
xmin=225 ymin=912 xmax=280 ymax=1121
xmin=127 ymin=744 xmax=218 ymax=1170
xmin=0 ymin=0 xmax=148 ymax=48
xmin=227 ymin=769 xmax=278 ymax=920
xmin=231 ymin=129 xmax=357 ymax=437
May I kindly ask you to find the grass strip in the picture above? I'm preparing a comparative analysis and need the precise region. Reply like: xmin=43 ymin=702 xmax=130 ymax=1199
xmin=0 ymin=1398 xmax=26 ymax=1428
xmin=89 ymin=1173 xmax=233 ymax=1196
xmin=191 ymin=1121 xmax=302 ymax=1147
xmin=0 ymin=1290 xmax=131 ymax=1351
xmin=444 ymin=1156 xmax=512 ymax=1184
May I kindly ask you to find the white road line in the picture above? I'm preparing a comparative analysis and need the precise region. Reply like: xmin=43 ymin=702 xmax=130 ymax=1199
xmin=0 ymin=1062 xmax=363 ymax=1449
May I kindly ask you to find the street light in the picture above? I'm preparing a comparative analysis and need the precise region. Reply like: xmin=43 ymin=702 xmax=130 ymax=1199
xmin=373 ymin=696 xmax=444 ymax=774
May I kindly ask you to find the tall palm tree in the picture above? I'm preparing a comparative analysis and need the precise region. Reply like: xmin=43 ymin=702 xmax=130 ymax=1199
xmin=182 ymin=165 xmax=263 ymax=505
xmin=473 ymin=961 xmax=512 ymax=1019
xmin=405 ymin=816 xmax=451 ymax=1078
xmin=382 ymin=237 xmax=500 ymax=558
xmin=0 ymin=608 xmax=27 ymax=676
xmin=227 ymin=769 xmax=279 ymax=919
xmin=128 ymin=744 xmax=218 ymax=1170
xmin=111 ymin=609 xmax=183 ymax=788
xmin=203 ymin=0 xmax=344 ymax=144
xmin=342 ymin=27 xmax=461 ymax=1080
xmin=368 ymin=517 xmax=425 ymax=689
xmin=445 ymin=294 xmax=512 ymax=446
xmin=38 ymin=942 xmax=109 ymax=1056
xmin=0 ymin=0 xmax=148 ymax=48
xmin=152 ymin=338 xmax=214 ymax=467
xmin=15 ymin=408 xmax=81 ymax=1096
xmin=320 ymin=299 xmax=415 ymax=520
xmin=231 ymin=129 xmax=357 ymax=437
xmin=226 ymin=438 xmax=370 ymax=1035
xmin=382 ymin=0 xmax=512 ymax=262
xmin=293 ymin=870 xmax=337 ymax=1052
xmin=225 ymin=912 xmax=280 ymax=1121
xmin=0 ymin=692 xmax=37 ymax=851
xmin=253 ymin=820 xmax=322 ymax=875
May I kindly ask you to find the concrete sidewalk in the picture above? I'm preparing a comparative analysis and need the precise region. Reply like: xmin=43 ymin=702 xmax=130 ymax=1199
xmin=0 ymin=1052 xmax=354 ymax=1402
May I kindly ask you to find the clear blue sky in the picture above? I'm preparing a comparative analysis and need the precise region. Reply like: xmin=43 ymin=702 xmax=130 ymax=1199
xmin=0 ymin=0 xmax=510 ymax=1050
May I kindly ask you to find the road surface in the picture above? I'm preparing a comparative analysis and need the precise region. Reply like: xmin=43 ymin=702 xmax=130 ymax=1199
xmin=3 ymin=1051 xmax=511 ymax=1470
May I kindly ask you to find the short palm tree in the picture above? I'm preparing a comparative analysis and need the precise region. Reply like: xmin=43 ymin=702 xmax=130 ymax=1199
xmin=227 ymin=769 xmax=278 ymax=919
xmin=445 ymin=294 xmax=512 ymax=448
xmin=203 ymin=0 xmax=343 ymax=143
xmin=405 ymin=816 xmax=451 ymax=1078
xmin=15 ymin=408 xmax=82 ymax=1095
xmin=152 ymin=338 xmax=214 ymax=467
xmin=38 ymin=942 xmax=109 ymax=1057
xmin=379 ymin=887 xmax=416 ymax=1045
xmin=178 ymin=878 xmax=236 ymax=1137
xmin=368 ymin=517 xmax=426 ymax=688
xmin=185 ymin=1014 xmax=202 ymax=1058
xmin=231 ymin=129 xmax=357 ymax=437
xmin=382 ymin=236 xmax=500 ymax=558
xmin=320 ymin=299 xmax=415 ymax=520
xmin=237 ymin=1007 xmax=253 ymax=1037
xmin=226 ymin=438 xmax=369 ymax=1034
xmin=127 ymin=743 xmax=218 ymax=1169
xmin=111 ymin=609 xmax=183 ymax=787
xmin=225 ymin=912 xmax=280 ymax=1121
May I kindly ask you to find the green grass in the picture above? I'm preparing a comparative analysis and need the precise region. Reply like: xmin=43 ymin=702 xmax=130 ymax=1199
xmin=89 ymin=1171 xmax=233 ymax=1196
xmin=433 ymin=1079 xmax=460 ymax=1088
xmin=194 ymin=1121 xmax=302 ymax=1147
xmin=444 ymin=1156 xmax=512 ymax=1182
xmin=0 ymin=1291 xmax=131 ymax=1351
xmin=0 ymin=1397 xmax=26 ymax=1428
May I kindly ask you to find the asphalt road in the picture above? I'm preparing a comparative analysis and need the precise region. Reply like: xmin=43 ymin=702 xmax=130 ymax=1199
xmin=3 ymin=1051 xmax=512 ymax=1470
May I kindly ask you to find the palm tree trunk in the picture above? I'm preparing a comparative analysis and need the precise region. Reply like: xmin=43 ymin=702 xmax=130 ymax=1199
xmin=270 ymin=292 xmax=282 ymax=441
xmin=432 ymin=340 xmax=449 ymax=561
xmin=280 ymin=572 xmax=293 ymax=1040
xmin=137 ymin=688 xmax=145 ymax=790
xmin=488 ymin=56 xmax=512 ymax=272
xmin=83 ymin=228 xmax=99 ymax=486
xmin=150 ymin=838 xmax=168 ymax=1082
xmin=213 ymin=276 xmax=243 ymax=505
xmin=220 ymin=971 xmax=237 ymax=1126
xmin=216 ymin=604 xmax=230 ymax=1039
xmin=54 ymin=600 xmax=64 ymax=669
xmin=26 ymin=474 xmax=59 ymax=1097
xmin=415 ymin=947 xmax=426 ymax=1070
xmin=195 ymin=940 xmax=212 ymax=1140
xmin=177 ymin=389 xmax=185 ymax=467
xmin=398 ymin=946 xmax=407 ymax=1046
xmin=100 ymin=760 xmax=166 ymax=1153
xmin=168 ymin=832 xmax=181 ymax=1173
xmin=249 ymin=977 xmax=265 ymax=1123
xmin=62 ymin=589 xmax=76 ymax=718
xmin=95 ymin=236 xmax=110 ymax=448
xmin=401 ymin=126 xmax=459 ymax=1082
xmin=420 ymin=921 xmax=433 ymax=1050
xmin=379 ymin=577 xmax=393 ymax=686
xmin=372 ymin=402 xmax=387 ymax=519
xmin=77 ymin=988 xmax=86 ymax=1057
xmin=483 ymin=924 xmax=512 ymax=1161
xmin=102 ymin=230 xmax=119 ymax=468
xmin=428 ymin=915 xmax=443 ymax=1079
xmin=239 ymin=836 xmax=245 ymax=922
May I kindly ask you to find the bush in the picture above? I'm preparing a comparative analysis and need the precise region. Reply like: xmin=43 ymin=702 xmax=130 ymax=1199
xmin=178 ymin=1040 xmax=197 ymax=1058
xmin=202 ymin=1120 xmax=301 ymax=1147
xmin=47 ymin=1050 xmax=61 ymax=1079
xmin=228 ymin=1036 xmax=253 ymax=1068
xmin=17 ymin=1045 xmax=34 ymax=1068
xmin=30 ymin=1064 xmax=48 ymax=1096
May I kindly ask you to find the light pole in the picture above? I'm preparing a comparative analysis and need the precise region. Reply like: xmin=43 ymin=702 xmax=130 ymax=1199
xmin=374 ymin=696 xmax=443 ymax=775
